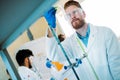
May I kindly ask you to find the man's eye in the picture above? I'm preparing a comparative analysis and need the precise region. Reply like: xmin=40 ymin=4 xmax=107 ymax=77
xmin=73 ymin=11 xmax=76 ymax=14
xmin=67 ymin=13 xmax=71 ymax=18
xmin=73 ymin=10 xmax=78 ymax=14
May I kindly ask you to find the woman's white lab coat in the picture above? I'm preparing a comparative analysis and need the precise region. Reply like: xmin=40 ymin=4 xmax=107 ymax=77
xmin=46 ymin=24 xmax=120 ymax=80
xmin=18 ymin=66 xmax=41 ymax=80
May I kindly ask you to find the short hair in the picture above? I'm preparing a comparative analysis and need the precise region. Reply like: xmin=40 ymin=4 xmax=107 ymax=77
xmin=16 ymin=49 xmax=33 ymax=66
xmin=64 ymin=0 xmax=82 ymax=10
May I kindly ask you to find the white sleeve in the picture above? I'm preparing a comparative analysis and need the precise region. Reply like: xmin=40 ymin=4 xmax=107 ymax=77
xmin=105 ymin=28 xmax=120 ymax=80
xmin=45 ymin=36 xmax=70 ymax=63
xmin=45 ymin=37 xmax=58 ymax=60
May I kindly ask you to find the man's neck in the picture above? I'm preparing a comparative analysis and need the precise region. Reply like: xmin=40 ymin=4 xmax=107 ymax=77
xmin=76 ymin=23 xmax=88 ymax=36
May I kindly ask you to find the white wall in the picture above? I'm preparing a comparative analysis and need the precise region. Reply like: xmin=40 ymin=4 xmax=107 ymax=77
xmin=81 ymin=0 xmax=120 ymax=38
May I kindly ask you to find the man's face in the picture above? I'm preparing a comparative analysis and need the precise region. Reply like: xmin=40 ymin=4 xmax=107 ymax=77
xmin=65 ymin=5 xmax=86 ymax=29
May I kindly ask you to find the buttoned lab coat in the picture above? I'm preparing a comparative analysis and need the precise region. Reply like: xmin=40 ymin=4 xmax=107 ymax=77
xmin=46 ymin=24 xmax=120 ymax=80
xmin=18 ymin=66 xmax=41 ymax=80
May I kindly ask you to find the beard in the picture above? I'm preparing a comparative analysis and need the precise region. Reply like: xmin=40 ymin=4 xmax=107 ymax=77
xmin=28 ymin=59 xmax=32 ymax=68
xmin=71 ymin=18 xmax=85 ymax=29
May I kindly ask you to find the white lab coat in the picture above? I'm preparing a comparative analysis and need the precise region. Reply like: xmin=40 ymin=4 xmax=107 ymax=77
xmin=46 ymin=24 xmax=120 ymax=80
xmin=18 ymin=66 xmax=41 ymax=80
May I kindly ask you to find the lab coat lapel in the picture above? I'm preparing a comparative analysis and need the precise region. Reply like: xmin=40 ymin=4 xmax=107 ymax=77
xmin=72 ymin=33 xmax=87 ymax=55
xmin=87 ymin=24 xmax=97 ymax=51
xmin=70 ymin=24 xmax=97 ymax=55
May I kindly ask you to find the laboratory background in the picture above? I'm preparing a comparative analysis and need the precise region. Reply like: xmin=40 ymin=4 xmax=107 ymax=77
xmin=0 ymin=0 xmax=120 ymax=80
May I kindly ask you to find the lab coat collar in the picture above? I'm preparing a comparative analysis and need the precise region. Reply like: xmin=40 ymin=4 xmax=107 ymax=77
xmin=87 ymin=24 xmax=97 ymax=52
xmin=72 ymin=23 xmax=97 ymax=53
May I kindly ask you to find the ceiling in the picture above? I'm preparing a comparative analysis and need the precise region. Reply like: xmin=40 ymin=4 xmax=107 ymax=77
xmin=0 ymin=0 xmax=57 ymax=49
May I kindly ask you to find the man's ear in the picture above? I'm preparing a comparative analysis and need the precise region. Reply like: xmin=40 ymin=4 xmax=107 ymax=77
xmin=24 ymin=57 xmax=29 ymax=65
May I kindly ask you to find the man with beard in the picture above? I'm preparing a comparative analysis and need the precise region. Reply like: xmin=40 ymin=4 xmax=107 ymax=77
xmin=16 ymin=49 xmax=40 ymax=80
xmin=44 ymin=0 xmax=120 ymax=80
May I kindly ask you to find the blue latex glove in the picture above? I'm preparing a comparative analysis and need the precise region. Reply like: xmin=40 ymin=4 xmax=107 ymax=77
xmin=44 ymin=7 xmax=57 ymax=28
